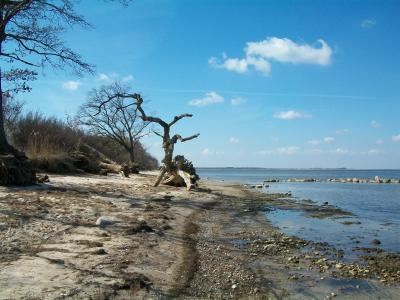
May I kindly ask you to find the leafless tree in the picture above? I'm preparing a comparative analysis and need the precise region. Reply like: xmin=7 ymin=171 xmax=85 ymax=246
xmin=0 ymin=0 xmax=98 ymax=156
xmin=95 ymin=91 xmax=200 ymax=188
xmin=78 ymin=83 xmax=150 ymax=164
xmin=134 ymin=94 xmax=200 ymax=187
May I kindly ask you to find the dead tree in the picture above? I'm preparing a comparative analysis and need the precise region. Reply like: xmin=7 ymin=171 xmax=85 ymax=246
xmin=133 ymin=94 xmax=200 ymax=188
xmin=95 ymin=91 xmax=200 ymax=189
xmin=77 ymin=83 xmax=150 ymax=165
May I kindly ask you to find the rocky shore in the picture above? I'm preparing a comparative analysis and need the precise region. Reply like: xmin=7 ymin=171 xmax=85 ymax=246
xmin=1 ymin=173 xmax=399 ymax=299
xmin=261 ymin=176 xmax=400 ymax=184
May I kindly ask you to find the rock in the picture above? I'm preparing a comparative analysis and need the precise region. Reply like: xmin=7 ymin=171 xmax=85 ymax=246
xmin=231 ymin=284 xmax=237 ymax=289
xmin=335 ymin=263 xmax=344 ymax=269
xmin=93 ymin=248 xmax=107 ymax=255
xmin=95 ymin=216 xmax=119 ymax=227
xmin=37 ymin=174 xmax=50 ymax=183
xmin=372 ymin=239 xmax=381 ymax=245
xmin=99 ymin=169 xmax=108 ymax=176
xmin=352 ymin=178 xmax=359 ymax=183
xmin=126 ymin=221 xmax=153 ymax=234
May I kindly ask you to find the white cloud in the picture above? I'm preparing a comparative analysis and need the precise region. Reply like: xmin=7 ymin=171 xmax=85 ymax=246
xmin=246 ymin=37 xmax=332 ymax=65
xmin=330 ymin=148 xmax=351 ymax=155
xmin=229 ymin=137 xmax=239 ymax=144
xmin=308 ymin=139 xmax=320 ymax=145
xmin=273 ymin=110 xmax=312 ymax=120
xmin=324 ymin=137 xmax=335 ymax=144
xmin=392 ymin=134 xmax=400 ymax=142
xmin=366 ymin=149 xmax=383 ymax=155
xmin=97 ymin=72 xmax=133 ymax=82
xmin=210 ymin=37 xmax=332 ymax=75
xmin=201 ymin=148 xmax=213 ymax=156
xmin=335 ymin=129 xmax=351 ymax=135
xmin=209 ymin=55 xmax=271 ymax=75
xmin=376 ymin=139 xmax=384 ymax=145
xmin=277 ymin=146 xmax=300 ymax=155
xmin=189 ymin=92 xmax=224 ymax=107
xmin=255 ymin=146 xmax=300 ymax=156
xmin=361 ymin=19 xmax=376 ymax=29
xmin=62 ymin=80 xmax=81 ymax=91
xmin=371 ymin=120 xmax=381 ymax=128
xmin=231 ymin=97 xmax=246 ymax=106
xmin=121 ymin=74 xmax=134 ymax=82
xmin=98 ymin=73 xmax=110 ymax=81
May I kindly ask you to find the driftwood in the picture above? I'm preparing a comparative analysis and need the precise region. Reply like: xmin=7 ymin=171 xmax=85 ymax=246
xmin=98 ymin=162 xmax=121 ymax=174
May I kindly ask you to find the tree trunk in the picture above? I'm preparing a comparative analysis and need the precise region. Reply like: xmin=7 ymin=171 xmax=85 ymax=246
xmin=129 ymin=148 xmax=135 ymax=163
xmin=0 ymin=68 xmax=12 ymax=154
xmin=0 ymin=67 xmax=36 ymax=186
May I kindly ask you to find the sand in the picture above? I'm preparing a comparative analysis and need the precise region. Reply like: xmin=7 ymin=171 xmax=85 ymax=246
xmin=0 ymin=173 xmax=399 ymax=299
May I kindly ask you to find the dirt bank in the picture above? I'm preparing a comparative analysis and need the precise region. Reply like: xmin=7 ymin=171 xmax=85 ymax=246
xmin=0 ymin=174 xmax=399 ymax=299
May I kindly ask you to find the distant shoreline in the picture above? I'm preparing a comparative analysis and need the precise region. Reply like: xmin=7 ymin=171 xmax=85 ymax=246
xmin=198 ymin=167 xmax=400 ymax=171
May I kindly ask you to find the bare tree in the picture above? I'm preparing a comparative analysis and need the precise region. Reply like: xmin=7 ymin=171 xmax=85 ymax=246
xmin=95 ymin=91 xmax=200 ymax=189
xmin=0 ymin=0 xmax=97 ymax=157
xmin=0 ymin=0 xmax=130 ymax=185
xmin=78 ymin=83 xmax=150 ymax=164
xmin=134 ymin=94 xmax=199 ymax=187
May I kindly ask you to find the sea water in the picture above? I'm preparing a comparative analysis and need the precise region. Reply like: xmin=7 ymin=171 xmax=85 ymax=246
xmin=198 ymin=168 xmax=400 ymax=254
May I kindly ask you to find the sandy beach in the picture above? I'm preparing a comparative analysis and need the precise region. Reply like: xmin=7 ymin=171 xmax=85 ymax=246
xmin=1 ymin=173 xmax=399 ymax=299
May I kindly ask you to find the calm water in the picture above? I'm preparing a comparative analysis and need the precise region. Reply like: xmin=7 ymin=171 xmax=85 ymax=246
xmin=198 ymin=168 xmax=400 ymax=254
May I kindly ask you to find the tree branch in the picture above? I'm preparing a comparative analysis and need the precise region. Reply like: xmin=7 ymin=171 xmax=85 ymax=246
xmin=172 ymin=133 xmax=200 ymax=143
xmin=169 ymin=113 xmax=193 ymax=126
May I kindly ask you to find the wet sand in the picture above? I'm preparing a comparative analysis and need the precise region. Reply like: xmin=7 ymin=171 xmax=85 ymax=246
xmin=0 ymin=173 xmax=399 ymax=299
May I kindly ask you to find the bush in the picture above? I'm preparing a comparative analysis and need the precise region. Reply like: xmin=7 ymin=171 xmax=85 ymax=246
xmin=10 ymin=112 xmax=159 ymax=173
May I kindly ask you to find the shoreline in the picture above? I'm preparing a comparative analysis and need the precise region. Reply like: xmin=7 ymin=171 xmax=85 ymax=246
xmin=0 ymin=173 xmax=399 ymax=299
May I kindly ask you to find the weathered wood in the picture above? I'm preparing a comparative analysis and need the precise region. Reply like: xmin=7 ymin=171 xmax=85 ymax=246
xmin=98 ymin=162 xmax=121 ymax=174
xmin=153 ymin=167 xmax=167 ymax=187
xmin=178 ymin=170 xmax=194 ymax=191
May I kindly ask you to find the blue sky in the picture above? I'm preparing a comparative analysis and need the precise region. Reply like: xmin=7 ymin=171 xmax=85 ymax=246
xmin=18 ymin=0 xmax=400 ymax=168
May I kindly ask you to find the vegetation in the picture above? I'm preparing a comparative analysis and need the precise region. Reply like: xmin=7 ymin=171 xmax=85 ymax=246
xmin=77 ymin=83 xmax=151 ymax=164
xmin=7 ymin=111 xmax=158 ymax=174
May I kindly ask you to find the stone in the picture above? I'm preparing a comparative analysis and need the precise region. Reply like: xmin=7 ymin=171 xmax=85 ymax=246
xmin=335 ymin=263 xmax=344 ymax=269
xmin=37 ymin=174 xmax=50 ymax=183
xmin=231 ymin=284 xmax=237 ymax=289
xmin=95 ymin=216 xmax=119 ymax=227
xmin=93 ymin=248 xmax=107 ymax=255
xmin=372 ymin=239 xmax=381 ymax=245
xmin=126 ymin=221 xmax=153 ymax=234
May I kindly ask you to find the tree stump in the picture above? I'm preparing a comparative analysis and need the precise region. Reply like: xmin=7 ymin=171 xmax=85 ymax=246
xmin=0 ymin=154 xmax=36 ymax=186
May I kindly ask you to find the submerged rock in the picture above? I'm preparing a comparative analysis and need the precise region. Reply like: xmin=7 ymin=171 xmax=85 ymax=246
xmin=372 ymin=239 xmax=381 ymax=245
